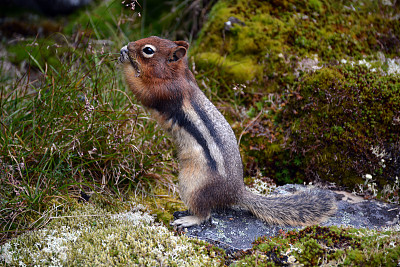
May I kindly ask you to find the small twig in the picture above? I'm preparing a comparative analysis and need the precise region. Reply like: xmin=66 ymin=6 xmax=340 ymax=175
xmin=49 ymin=214 xmax=113 ymax=219
xmin=237 ymin=110 xmax=264 ymax=146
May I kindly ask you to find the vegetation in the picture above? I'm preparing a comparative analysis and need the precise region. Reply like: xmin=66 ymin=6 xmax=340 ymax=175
xmin=191 ymin=0 xmax=400 ymax=191
xmin=0 ymin=0 xmax=187 ymax=244
xmin=284 ymin=65 xmax=400 ymax=191
xmin=234 ymin=225 xmax=400 ymax=266
xmin=1 ymin=0 xmax=400 ymax=265
xmin=0 ymin=196 xmax=223 ymax=266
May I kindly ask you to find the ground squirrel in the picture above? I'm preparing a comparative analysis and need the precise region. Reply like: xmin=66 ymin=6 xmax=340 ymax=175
xmin=119 ymin=36 xmax=336 ymax=227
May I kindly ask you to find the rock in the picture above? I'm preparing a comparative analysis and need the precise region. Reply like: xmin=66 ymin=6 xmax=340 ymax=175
xmin=174 ymin=184 xmax=400 ymax=253
xmin=327 ymin=190 xmax=399 ymax=228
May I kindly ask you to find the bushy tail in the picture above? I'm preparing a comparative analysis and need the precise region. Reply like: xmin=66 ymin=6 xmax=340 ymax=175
xmin=239 ymin=189 xmax=337 ymax=226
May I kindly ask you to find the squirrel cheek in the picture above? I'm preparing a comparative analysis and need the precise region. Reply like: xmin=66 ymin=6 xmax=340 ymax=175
xmin=126 ymin=58 xmax=141 ymax=78
xmin=124 ymin=65 xmax=140 ymax=90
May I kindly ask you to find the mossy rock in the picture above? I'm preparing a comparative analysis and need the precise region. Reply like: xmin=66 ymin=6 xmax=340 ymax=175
xmin=192 ymin=0 xmax=400 ymax=86
xmin=284 ymin=65 xmax=400 ymax=190
xmin=234 ymin=225 xmax=400 ymax=266
xmin=193 ymin=0 xmax=400 ymax=191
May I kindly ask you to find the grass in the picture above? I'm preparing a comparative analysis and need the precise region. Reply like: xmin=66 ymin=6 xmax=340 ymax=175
xmin=0 ymin=0 xmax=181 ymax=244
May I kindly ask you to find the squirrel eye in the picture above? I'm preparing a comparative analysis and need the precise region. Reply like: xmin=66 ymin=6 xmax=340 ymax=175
xmin=143 ymin=47 xmax=154 ymax=54
xmin=142 ymin=45 xmax=156 ymax=58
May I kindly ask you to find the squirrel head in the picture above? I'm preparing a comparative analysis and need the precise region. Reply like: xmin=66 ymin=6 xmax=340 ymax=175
xmin=120 ymin=36 xmax=194 ymax=108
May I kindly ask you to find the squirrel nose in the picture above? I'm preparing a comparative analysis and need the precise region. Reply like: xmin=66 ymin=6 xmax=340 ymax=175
xmin=121 ymin=45 xmax=128 ymax=53
xmin=119 ymin=45 xmax=129 ymax=63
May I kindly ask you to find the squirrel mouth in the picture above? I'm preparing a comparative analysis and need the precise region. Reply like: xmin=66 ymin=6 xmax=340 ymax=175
xmin=128 ymin=58 xmax=141 ymax=77
xmin=119 ymin=45 xmax=141 ymax=77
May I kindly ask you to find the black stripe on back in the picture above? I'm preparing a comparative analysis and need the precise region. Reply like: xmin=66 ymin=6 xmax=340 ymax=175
xmin=173 ymin=107 xmax=218 ymax=171
xmin=149 ymin=89 xmax=218 ymax=171
xmin=190 ymin=99 xmax=225 ymax=152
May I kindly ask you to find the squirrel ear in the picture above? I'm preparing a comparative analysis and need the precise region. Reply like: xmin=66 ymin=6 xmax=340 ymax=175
xmin=169 ymin=46 xmax=187 ymax=62
xmin=174 ymin=40 xmax=189 ymax=50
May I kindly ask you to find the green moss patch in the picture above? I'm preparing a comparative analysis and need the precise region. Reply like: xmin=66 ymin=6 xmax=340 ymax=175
xmin=234 ymin=225 xmax=400 ymax=266
xmin=193 ymin=0 xmax=400 ymax=85
xmin=192 ymin=0 xmax=400 ymax=191
xmin=0 ymin=197 xmax=222 ymax=266
xmin=285 ymin=64 xmax=400 ymax=191
xmin=196 ymin=52 xmax=262 ymax=82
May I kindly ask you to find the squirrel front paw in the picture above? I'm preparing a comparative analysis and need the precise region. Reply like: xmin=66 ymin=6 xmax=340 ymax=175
xmin=170 ymin=215 xmax=206 ymax=228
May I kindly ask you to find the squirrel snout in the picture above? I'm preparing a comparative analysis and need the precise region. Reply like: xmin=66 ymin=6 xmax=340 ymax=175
xmin=119 ymin=45 xmax=129 ymax=64
xmin=119 ymin=44 xmax=141 ymax=77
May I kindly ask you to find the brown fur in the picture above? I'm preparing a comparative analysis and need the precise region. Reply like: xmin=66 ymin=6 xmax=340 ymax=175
xmin=120 ymin=36 xmax=336 ymax=227
xmin=123 ymin=38 xmax=194 ymax=108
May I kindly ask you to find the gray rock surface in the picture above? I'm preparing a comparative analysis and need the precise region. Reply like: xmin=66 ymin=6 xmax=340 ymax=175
xmin=173 ymin=184 xmax=400 ymax=253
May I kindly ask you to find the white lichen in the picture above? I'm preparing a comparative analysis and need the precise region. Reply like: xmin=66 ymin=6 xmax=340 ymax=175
xmin=294 ymin=55 xmax=322 ymax=77
xmin=386 ymin=58 xmax=400 ymax=75
xmin=0 ymin=201 xmax=221 ymax=266
xmin=340 ymin=55 xmax=400 ymax=76
xmin=248 ymin=177 xmax=276 ymax=195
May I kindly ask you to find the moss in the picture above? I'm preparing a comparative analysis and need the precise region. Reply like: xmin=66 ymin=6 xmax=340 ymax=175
xmin=144 ymin=184 xmax=186 ymax=226
xmin=234 ymin=225 xmax=400 ymax=266
xmin=191 ymin=0 xmax=400 ymax=187
xmin=0 ymin=197 xmax=222 ymax=266
xmin=193 ymin=0 xmax=400 ymax=84
xmin=308 ymin=0 xmax=323 ymax=13
xmin=284 ymin=65 xmax=400 ymax=190
xmin=195 ymin=52 xmax=262 ymax=82
xmin=301 ymin=68 xmax=344 ymax=95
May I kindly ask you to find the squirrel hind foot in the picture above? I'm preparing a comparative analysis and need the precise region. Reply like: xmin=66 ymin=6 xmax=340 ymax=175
xmin=170 ymin=215 xmax=208 ymax=228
